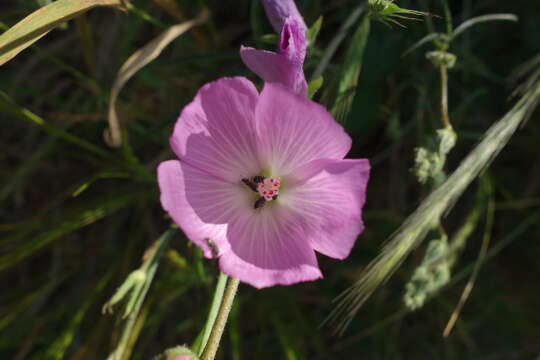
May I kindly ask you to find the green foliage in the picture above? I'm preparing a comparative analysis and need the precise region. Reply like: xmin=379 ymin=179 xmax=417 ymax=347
xmin=0 ymin=0 xmax=126 ymax=66
xmin=307 ymin=76 xmax=323 ymax=99
xmin=1 ymin=0 xmax=540 ymax=359
xmin=307 ymin=16 xmax=322 ymax=51
xmin=331 ymin=13 xmax=370 ymax=123
xmin=404 ymin=235 xmax=451 ymax=310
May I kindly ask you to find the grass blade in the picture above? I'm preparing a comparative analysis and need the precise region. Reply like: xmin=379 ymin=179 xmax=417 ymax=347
xmin=331 ymin=13 xmax=370 ymax=124
xmin=0 ymin=192 xmax=144 ymax=272
xmin=452 ymin=14 xmax=518 ymax=40
xmin=325 ymin=78 xmax=540 ymax=335
xmin=106 ymin=9 xmax=209 ymax=147
xmin=311 ymin=5 xmax=364 ymax=80
xmin=0 ymin=92 xmax=112 ymax=159
xmin=106 ymin=228 xmax=175 ymax=360
xmin=0 ymin=0 xmax=126 ymax=66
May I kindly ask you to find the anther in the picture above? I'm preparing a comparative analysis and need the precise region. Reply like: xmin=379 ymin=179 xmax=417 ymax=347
xmin=241 ymin=178 xmax=259 ymax=193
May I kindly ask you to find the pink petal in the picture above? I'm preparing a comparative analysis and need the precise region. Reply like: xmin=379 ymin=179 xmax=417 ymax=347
xmin=219 ymin=206 xmax=322 ymax=288
xmin=255 ymin=83 xmax=352 ymax=175
xmin=282 ymin=158 xmax=370 ymax=259
xmin=240 ymin=46 xmax=306 ymax=96
xmin=262 ymin=0 xmax=307 ymax=34
xmin=170 ymin=77 xmax=261 ymax=182
xmin=157 ymin=160 xmax=252 ymax=258
xmin=279 ymin=16 xmax=306 ymax=69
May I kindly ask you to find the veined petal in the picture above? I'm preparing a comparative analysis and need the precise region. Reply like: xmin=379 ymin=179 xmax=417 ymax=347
xmin=157 ymin=160 xmax=252 ymax=258
xmin=281 ymin=158 xmax=370 ymax=259
xmin=255 ymin=83 xmax=352 ymax=175
xmin=262 ymin=0 xmax=307 ymax=34
xmin=277 ymin=16 xmax=307 ymax=96
xmin=170 ymin=77 xmax=261 ymax=182
xmin=240 ymin=46 xmax=294 ymax=88
xmin=240 ymin=46 xmax=306 ymax=96
xmin=279 ymin=16 xmax=306 ymax=69
xmin=219 ymin=206 xmax=322 ymax=288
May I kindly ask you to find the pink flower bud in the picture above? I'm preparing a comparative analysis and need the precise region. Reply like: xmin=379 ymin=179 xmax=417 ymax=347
xmin=261 ymin=0 xmax=307 ymax=34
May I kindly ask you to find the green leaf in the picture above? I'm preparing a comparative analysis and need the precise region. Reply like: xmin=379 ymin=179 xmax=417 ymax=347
xmin=260 ymin=33 xmax=278 ymax=45
xmin=106 ymin=228 xmax=175 ymax=360
xmin=307 ymin=76 xmax=323 ymax=99
xmin=331 ymin=14 xmax=371 ymax=123
xmin=0 ymin=0 xmax=126 ymax=66
xmin=307 ymin=16 xmax=323 ymax=50
xmin=452 ymin=13 xmax=518 ymax=40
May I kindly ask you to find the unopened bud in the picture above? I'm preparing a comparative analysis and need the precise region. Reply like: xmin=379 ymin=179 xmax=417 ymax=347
xmin=413 ymin=147 xmax=437 ymax=184
xmin=437 ymin=126 xmax=457 ymax=155
xmin=426 ymin=50 xmax=457 ymax=69
xmin=404 ymin=237 xmax=451 ymax=310
xmin=368 ymin=0 xmax=433 ymax=27
xmin=154 ymin=346 xmax=198 ymax=360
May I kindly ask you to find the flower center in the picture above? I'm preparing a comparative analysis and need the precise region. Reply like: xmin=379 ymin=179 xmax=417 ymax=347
xmin=241 ymin=176 xmax=281 ymax=209
xmin=257 ymin=177 xmax=281 ymax=201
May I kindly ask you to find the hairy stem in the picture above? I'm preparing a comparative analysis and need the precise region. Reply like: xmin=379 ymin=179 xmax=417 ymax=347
xmin=197 ymin=272 xmax=228 ymax=356
xmin=200 ymin=276 xmax=240 ymax=360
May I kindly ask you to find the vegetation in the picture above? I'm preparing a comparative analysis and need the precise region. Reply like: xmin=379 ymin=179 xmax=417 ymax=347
xmin=1 ymin=0 xmax=539 ymax=359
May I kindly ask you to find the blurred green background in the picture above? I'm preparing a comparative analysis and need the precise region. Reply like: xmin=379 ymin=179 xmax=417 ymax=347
xmin=1 ymin=0 xmax=540 ymax=359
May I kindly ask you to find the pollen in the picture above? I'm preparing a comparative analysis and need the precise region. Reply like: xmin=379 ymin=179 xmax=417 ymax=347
xmin=257 ymin=177 xmax=281 ymax=201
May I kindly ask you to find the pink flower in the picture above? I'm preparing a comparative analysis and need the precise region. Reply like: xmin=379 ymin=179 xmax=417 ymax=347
xmin=157 ymin=77 xmax=370 ymax=288
xmin=261 ymin=0 xmax=307 ymax=34
xmin=240 ymin=0 xmax=307 ymax=96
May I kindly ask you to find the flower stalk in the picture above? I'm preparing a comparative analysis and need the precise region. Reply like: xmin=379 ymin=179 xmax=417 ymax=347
xmin=439 ymin=64 xmax=450 ymax=128
xmin=200 ymin=276 xmax=240 ymax=360
xmin=426 ymin=50 xmax=456 ymax=128
xmin=197 ymin=273 xmax=228 ymax=355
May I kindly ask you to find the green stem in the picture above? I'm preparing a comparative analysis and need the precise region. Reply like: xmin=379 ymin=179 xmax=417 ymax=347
xmin=200 ymin=276 xmax=240 ymax=360
xmin=198 ymin=272 xmax=228 ymax=356
xmin=439 ymin=0 xmax=453 ymax=36
xmin=439 ymin=65 xmax=450 ymax=128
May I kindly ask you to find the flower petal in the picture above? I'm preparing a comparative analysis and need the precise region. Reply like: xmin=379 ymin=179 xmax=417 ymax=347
xmin=255 ymin=83 xmax=352 ymax=175
xmin=279 ymin=16 xmax=306 ymax=69
xmin=157 ymin=160 xmax=252 ymax=258
xmin=281 ymin=158 xmax=370 ymax=259
xmin=219 ymin=206 xmax=322 ymax=288
xmin=170 ymin=77 xmax=261 ymax=182
xmin=262 ymin=0 xmax=307 ymax=34
xmin=240 ymin=46 xmax=306 ymax=96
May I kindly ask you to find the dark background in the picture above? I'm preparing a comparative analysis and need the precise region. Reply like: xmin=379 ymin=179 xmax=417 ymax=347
xmin=1 ymin=0 xmax=540 ymax=359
